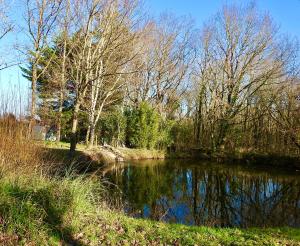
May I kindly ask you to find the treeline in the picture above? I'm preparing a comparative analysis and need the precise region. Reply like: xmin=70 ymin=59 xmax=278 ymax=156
xmin=19 ymin=0 xmax=195 ymax=152
xmin=1 ymin=0 xmax=299 ymax=155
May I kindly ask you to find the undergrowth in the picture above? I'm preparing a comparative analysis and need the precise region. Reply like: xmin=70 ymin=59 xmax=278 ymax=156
xmin=0 ymin=175 xmax=102 ymax=245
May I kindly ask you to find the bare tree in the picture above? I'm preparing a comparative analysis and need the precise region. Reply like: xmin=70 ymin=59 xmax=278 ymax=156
xmin=193 ymin=3 xmax=296 ymax=151
xmin=65 ymin=0 xmax=138 ymax=152
xmin=269 ymin=77 xmax=300 ymax=150
xmin=0 ymin=0 xmax=14 ymax=71
xmin=85 ymin=0 xmax=139 ymax=148
xmin=55 ymin=0 xmax=72 ymax=142
xmin=126 ymin=14 xmax=195 ymax=117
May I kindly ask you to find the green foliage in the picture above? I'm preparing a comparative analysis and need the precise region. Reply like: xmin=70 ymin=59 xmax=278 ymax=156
xmin=124 ymin=103 xmax=192 ymax=150
xmin=125 ymin=102 xmax=160 ymax=149
xmin=21 ymin=47 xmax=59 ymax=100
xmin=98 ymin=108 xmax=127 ymax=147
xmin=171 ymin=119 xmax=194 ymax=151
xmin=157 ymin=119 xmax=176 ymax=150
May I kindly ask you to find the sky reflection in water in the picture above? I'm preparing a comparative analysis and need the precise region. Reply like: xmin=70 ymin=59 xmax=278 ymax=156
xmin=104 ymin=160 xmax=300 ymax=228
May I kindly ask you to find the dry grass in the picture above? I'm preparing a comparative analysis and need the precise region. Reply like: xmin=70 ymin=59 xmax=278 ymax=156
xmin=0 ymin=115 xmax=46 ymax=176
xmin=114 ymin=147 xmax=165 ymax=160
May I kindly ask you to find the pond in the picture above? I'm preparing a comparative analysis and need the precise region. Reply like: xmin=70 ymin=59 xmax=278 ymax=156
xmin=103 ymin=160 xmax=300 ymax=228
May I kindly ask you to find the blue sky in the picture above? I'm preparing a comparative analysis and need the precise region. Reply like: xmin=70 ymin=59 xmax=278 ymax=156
xmin=148 ymin=0 xmax=300 ymax=36
xmin=0 ymin=0 xmax=299 ymax=103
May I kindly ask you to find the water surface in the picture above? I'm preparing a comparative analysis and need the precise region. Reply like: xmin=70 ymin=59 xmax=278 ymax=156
xmin=104 ymin=160 xmax=300 ymax=228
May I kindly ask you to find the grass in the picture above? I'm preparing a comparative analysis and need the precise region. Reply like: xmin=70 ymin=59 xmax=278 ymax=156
xmin=0 ymin=174 xmax=102 ymax=245
xmin=118 ymin=147 xmax=165 ymax=160
xmin=44 ymin=140 xmax=87 ymax=151
xmin=81 ymin=210 xmax=300 ymax=246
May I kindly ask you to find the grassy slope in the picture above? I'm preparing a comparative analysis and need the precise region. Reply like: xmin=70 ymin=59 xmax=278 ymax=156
xmin=0 ymin=175 xmax=299 ymax=246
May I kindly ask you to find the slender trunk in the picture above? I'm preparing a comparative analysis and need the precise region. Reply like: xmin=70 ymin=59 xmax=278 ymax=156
xmin=195 ymin=102 xmax=202 ymax=146
xmin=195 ymin=85 xmax=205 ymax=146
xmin=85 ymin=125 xmax=90 ymax=146
xmin=56 ymin=89 xmax=64 ymax=142
xmin=216 ymin=119 xmax=229 ymax=150
xmin=70 ymin=100 xmax=81 ymax=153
xmin=87 ymin=105 xmax=95 ymax=148
xmin=57 ymin=37 xmax=67 ymax=142
xmin=88 ymin=102 xmax=104 ymax=148
xmin=29 ymin=65 xmax=37 ymax=136
xmin=88 ymin=124 xmax=96 ymax=148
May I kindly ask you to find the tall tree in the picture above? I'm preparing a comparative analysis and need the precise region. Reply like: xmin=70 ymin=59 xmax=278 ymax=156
xmin=56 ymin=0 xmax=71 ymax=142
xmin=126 ymin=15 xmax=195 ymax=117
xmin=193 ymin=3 xmax=297 ymax=151
xmin=66 ymin=0 xmax=139 ymax=152
xmin=25 ymin=0 xmax=62 ymax=133
xmin=85 ymin=0 xmax=139 ymax=148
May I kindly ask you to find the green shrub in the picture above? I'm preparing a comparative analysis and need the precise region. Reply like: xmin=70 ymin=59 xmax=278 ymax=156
xmin=171 ymin=119 xmax=194 ymax=151
xmin=98 ymin=107 xmax=127 ymax=147
xmin=125 ymin=102 xmax=160 ymax=149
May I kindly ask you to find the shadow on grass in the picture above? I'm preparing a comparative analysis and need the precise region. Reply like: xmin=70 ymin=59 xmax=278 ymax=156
xmin=42 ymin=147 xmax=104 ymax=176
xmin=0 ymin=182 xmax=87 ymax=245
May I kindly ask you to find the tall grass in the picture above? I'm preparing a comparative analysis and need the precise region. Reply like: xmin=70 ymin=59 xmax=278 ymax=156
xmin=0 ymin=117 xmax=103 ymax=244
xmin=0 ymin=92 xmax=104 ymax=244
xmin=0 ymin=115 xmax=45 ymax=176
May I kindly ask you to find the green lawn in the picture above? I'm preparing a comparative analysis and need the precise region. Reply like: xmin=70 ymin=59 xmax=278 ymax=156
xmin=80 ymin=210 xmax=300 ymax=246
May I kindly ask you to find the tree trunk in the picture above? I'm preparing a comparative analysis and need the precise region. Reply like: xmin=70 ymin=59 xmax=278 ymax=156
xmin=29 ymin=65 xmax=37 ymax=136
xmin=56 ymin=89 xmax=64 ymax=142
xmin=70 ymin=101 xmax=81 ymax=153
xmin=87 ymin=108 xmax=95 ymax=147
xmin=88 ymin=124 xmax=96 ymax=148
xmin=216 ymin=119 xmax=229 ymax=150
xmin=85 ymin=125 xmax=90 ymax=146
xmin=57 ymin=40 xmax=66 ymax=142
xmin=88 ymin=102 xmax=104 ymax=148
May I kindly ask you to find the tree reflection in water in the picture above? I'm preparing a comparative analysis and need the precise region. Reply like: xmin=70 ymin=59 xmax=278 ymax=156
xmin=104 ymin=160 xmax=300 ymax=228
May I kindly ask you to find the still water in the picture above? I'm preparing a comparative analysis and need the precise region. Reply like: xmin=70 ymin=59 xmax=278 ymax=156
xmin=104 ymin=160 xmax=300 ymax=228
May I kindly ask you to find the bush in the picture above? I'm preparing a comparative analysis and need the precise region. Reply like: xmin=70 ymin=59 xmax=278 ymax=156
xmin=98 ymin=108 xmax=127 ymax=147
xmin=125 ymin=102 xmax=160 ymax=149
xmin=171 ymin=119 xmax=194 ymax=151
xmin=157 ymin=119 xmax=175 ymax=150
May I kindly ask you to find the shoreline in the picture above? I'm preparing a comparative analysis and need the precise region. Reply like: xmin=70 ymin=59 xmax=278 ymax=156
xmin=43 ymin=141 xmax=300 ymax=170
